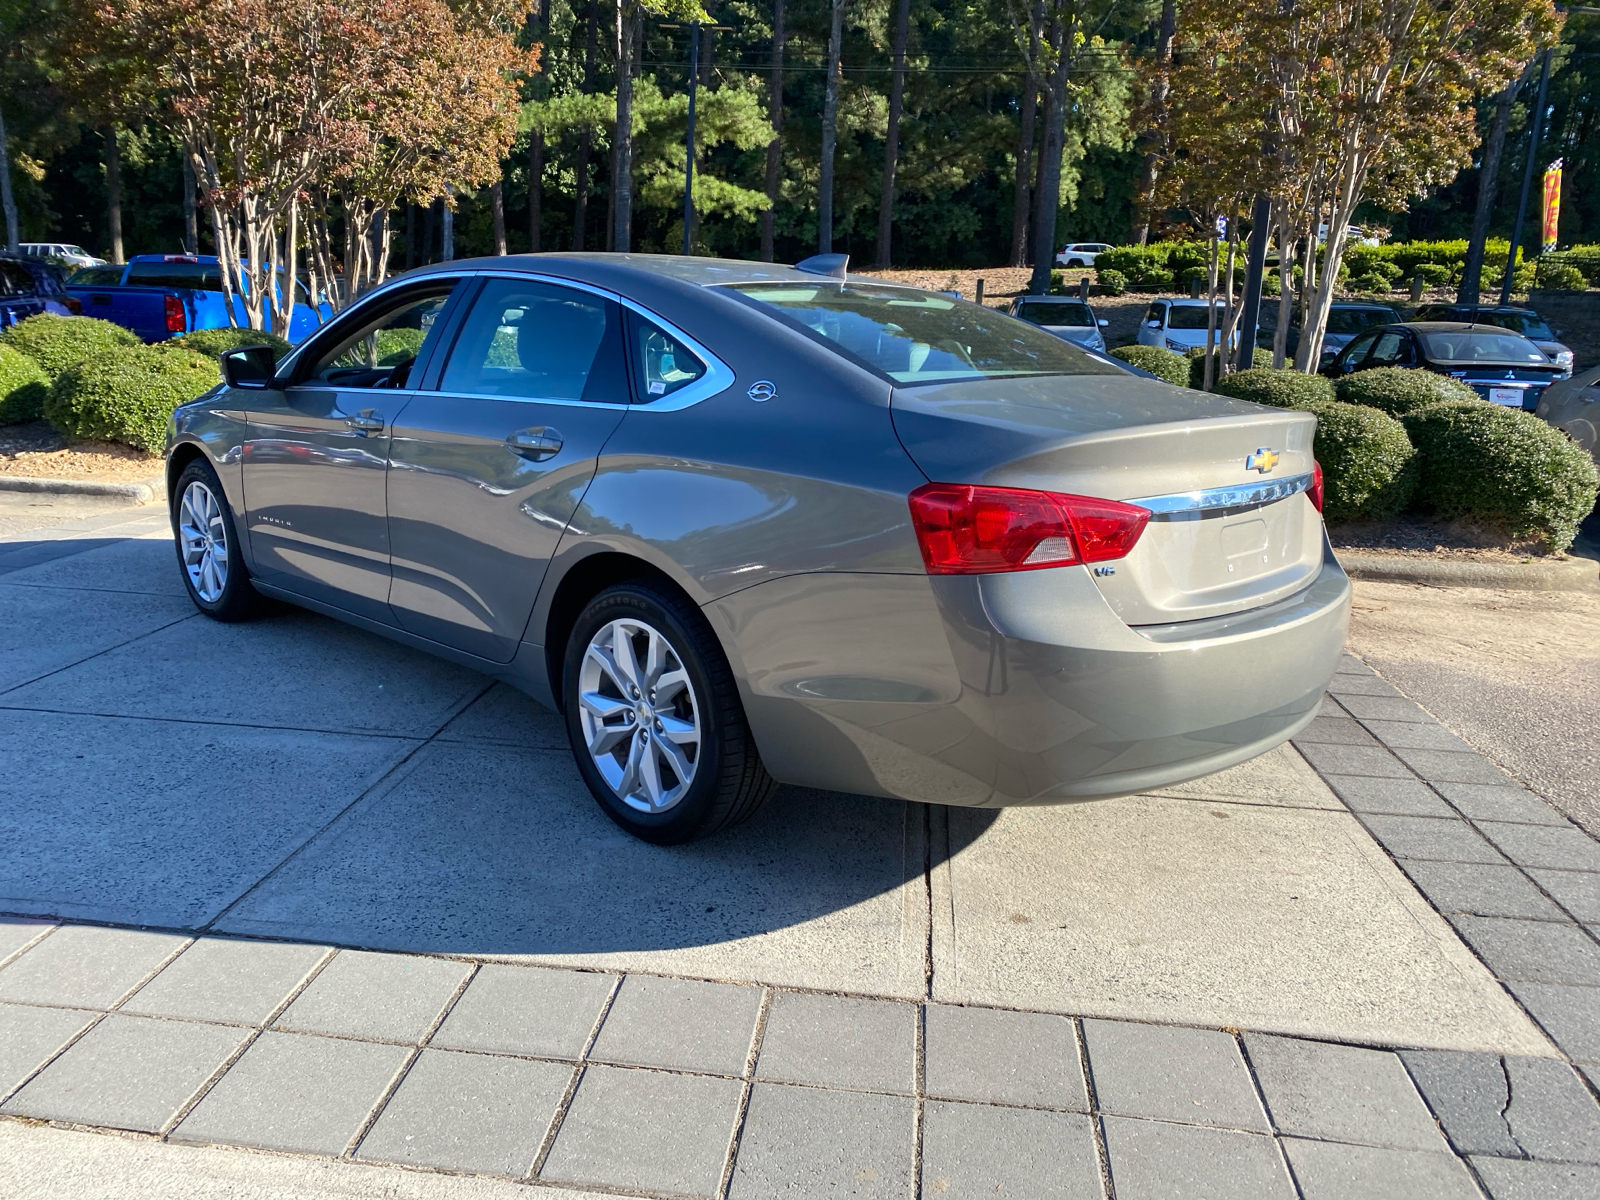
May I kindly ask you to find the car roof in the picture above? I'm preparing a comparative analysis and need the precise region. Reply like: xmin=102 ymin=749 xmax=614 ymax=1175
xmin=1403 ymin=321 xmax=1535 ymax=335
xmin=1421 ymin=303 xmax=1536 ymax=315
xmin=1017 ymin=294 xmax=1090 ymax=303
xmin=1331 ymin=302 xmax=1397 ymax=310
xmin=401 ymin=252 xmax=874 ymax=292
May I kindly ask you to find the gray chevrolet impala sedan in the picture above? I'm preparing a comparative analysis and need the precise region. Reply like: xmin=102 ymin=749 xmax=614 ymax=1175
xmin=167 ymin=253 xmax=1351 ymax=843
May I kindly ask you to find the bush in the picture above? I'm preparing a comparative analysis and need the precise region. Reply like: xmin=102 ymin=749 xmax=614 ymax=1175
xmin=0 ymin=344 xmax=51 ymax=424
xmin=45 ymin=343 xmax=220 ymax=451
xmin=1110 ymin=344 xmax=1189 ymax=387
xmin=1188 ymin=347 xmax=1225 ymax=390
xmin=1215 ymin=367 xmax=1335 ymax=408
xmin=1534 ymin=262 xmax=1587 ymax=291
xmin=1413 ymin=263 xmax=1451 ymax=288
xmin=1336 ymin=367 xmax=1481 ymax=416
xmin=1403 ymin=401 xmax=1600 ymax=551
xmin=1351 ymin=273 xmax=1393 ymax=294
xmin=1096 ymin=268 xmax=1128 ymax=295
xmin=0 ymin=314 xmax=140 ymax=382
xmin=1538 ymin=245 xmax=1600 ymax=286
xmin=1141 ymin=267 xmax=1174 ymax=290
xmin=170 ymin=327 xmax=293 ymax=359
xmin=1301 ymin=399 xmax=1418 ymax=523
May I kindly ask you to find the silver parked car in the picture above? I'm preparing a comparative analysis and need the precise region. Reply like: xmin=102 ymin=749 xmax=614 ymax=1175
xmin=1535 ymin=364 xmax=1600 ymax=466
xmin=167 ymin=253 xmax=1351 ymax=843
xmin=1008 ymin=295 xmax=1109 ymax=352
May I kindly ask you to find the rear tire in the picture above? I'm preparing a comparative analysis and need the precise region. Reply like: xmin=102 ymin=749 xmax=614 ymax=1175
xmin=562 ymin=581 xmax=776 ymax=844
xmin=170 ymin=459 xmax=265 ymax=622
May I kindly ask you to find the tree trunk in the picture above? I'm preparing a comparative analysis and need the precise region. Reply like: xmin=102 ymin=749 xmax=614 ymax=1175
xmin=182 ymin=154 xmax=198 ymax=254
xmin=275 ymin=198 xmax=299 ymax=340
xmin=1202 ymin=228 xmax=1220 ymax=390
xmin=876 ymin=0 xmax=912 ymax=269
xmin=1273 ymin=209 xmax=1294 ymax=369
xmin=761 ymin=0 xmax=785 ymax=261
xmin=405 ymin=203 xmax=416 ymax=269
xmin=442 ymin=196 xmax=455 ymax=262
xmin=1010 ymin=0 xmax=1044 ymax=267
xmin=818 ymin=0 xmax=845 ymax=255
xmin=1028 ymin=17 xmax=1069 ymax=296
xmin=572 ymin=0 xmax=599 ymax=250
xmin=0 ymin=105 xmax=21 ymax=252
xmin=1459 ymin=69 xmax=1528 ymax=305
xmin=491 ymin=180 xmax=507 ymax=255
xmin=612 ymin=3 xmax=640 ymax=254
xmin=1131 ymin=0 xmax=1176 ymax=245
xmin=529 ymin=0 xmax=551 ymax=252
xmin=105 ymin=127 xmax=125 ymax=265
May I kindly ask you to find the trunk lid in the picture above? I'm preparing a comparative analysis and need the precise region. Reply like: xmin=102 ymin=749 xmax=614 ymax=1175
xmin=891 ymin=374 xmax=1323 ymax=625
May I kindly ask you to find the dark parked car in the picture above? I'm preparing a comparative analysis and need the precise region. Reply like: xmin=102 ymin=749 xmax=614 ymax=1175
xmin=1326 ymin=322 xmax=1565 ymax=410
xmin=1256 ymin=302 xmax=1401 ymax=363
xmin=0 ymin=254 xmax=81 ymax=329
xmin=1412 ymin=304 xmax=1574 ymax=377
xmin=166 ymin=253 xmax=1349 ymax=843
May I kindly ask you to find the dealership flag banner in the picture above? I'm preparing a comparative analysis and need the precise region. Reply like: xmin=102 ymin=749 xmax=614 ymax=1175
xmin=1542 ymin=159 xmax=1563 ymax=254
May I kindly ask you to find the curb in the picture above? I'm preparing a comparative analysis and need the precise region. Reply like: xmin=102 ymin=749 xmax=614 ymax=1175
xmin=1337 ymin=549 xmax=1600 ymax=593
xmin=0 ymin=475 xmax=164 ymax=504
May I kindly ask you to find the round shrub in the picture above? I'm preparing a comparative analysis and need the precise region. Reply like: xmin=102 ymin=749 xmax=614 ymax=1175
xmin=1413 ymin=263 xmax=1451 ymax=288
xmin=1188 ymin=347 xmax=1225 ymax=391
xmin=1402 ymin=401 xmax=1600 ymax=552
xmin=1141 ymin=267 xmax=1175 ymax=290
xmin=1095 ymin=268 xmax=1128 ymax=295
xmin=0 ymin=344 xmax=50 ymax=425
xmin=1350 ymin=273 xmax=1393 ymax=294
xmin=1299 ymin=399 xmax=1417 ymax=524
xmin=1110 ymin=344 xmax=1188 ymax=387
xmin=0 ymin=314 xmax=139 ymax=382
xmin=1215 ymin=367 xmax=1335 ymax=408
xmin=1534 ymin=262 xmax=1587 ymax=291
xmin=170 ymin=327 xmax=293 ymax=360
xmin=46 ymin=344 xmax=220 ymax=452
xmin=1336 ymin=367 xmax=1481 ymax=415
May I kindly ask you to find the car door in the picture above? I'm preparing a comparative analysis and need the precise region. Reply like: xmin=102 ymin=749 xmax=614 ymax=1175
xmin=1334 ymin=329 xmax=1382 ymax=374
xmin=1363 ymin=330 xmax=1414 ymax=369
xmin=241 ymin=279 xmax=460 ymax=621
xmin=0 ymin=261 xmax=44 ymax=329
xmin=384 ymin=275 xmax=631 ymax=663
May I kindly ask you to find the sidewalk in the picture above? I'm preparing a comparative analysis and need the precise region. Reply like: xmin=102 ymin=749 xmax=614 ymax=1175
xmin=0 ymin=510 xmax=1597 ymax=1198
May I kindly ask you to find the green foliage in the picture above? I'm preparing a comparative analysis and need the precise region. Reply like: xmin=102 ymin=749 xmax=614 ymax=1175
xmin=0 ymin=315 xmax=140 ymax=382
xmin=0 ymin=345 xmax=51 ymax=425
xmin=1413 ymin=263 xmax=1451 ymax=287
xmin=45 ymin=344 xmax=221 ymax=452
xmin=1109 ymin=344 xmax=1188 ymax=386
xmin=1096 ymin=268 xmax=1128 ymax=295
xmin=1336 ymin=367 xmax=1482 ymax=415
xmin=1534 ymin=262 xmax=1588 ymax=291
xmin=1188 ymin=347 xmax=1225 ymax=390
xmin=375 ymin=327 xmax=426 ymax=365
xmin=1537 ymin=246 xmax=1600 ymax=286
xmin=1214 ymin=368 xmax=1335 ymax=408
xmin=1350 ymin=274 xmax=1393 ymax=294
xmin=1299 ymin=399 xmax=1418 ymax=524
xmin=170 ymin=328 xmax=293 ymax=359
xmin=1403 ymin=402 xmax=1600 ymax=551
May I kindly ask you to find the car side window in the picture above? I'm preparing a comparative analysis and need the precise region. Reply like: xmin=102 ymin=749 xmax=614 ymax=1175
xmin=437 ymin=279 xmax=622 ymax=401
xmin=1366 ymin=332 xmax=1405 ymax=367
xmin=308 ymin=288 xmax=453 ymax=389
xmin=1340 ymin=331 xmax=1380 ymax=366
xmin=0 ymin=262 xmax=36 ymax=297
xmin=1145 ymin=303 xmax=1165 ymax=326
xmin=627 ymin=312 xmax=706 ymax=400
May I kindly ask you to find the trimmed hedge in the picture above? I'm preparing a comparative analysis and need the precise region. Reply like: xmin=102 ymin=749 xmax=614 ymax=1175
xmin=0 ymin=344 xmax=50 ymax=425
xmin=1300 ymin=399 xmax=1417 ymax=523
xmin=45 ymin=344 xmax=220 ymax=452
xmin=1214 ymin=367 xmax=1335 ymax=408
xmin=1096 ymin=268 xmax=1128 ymax=295
xmin=1534 ymin=262 xmax=1587 ymax=291
xmin=1402 ymin=402 xmax=1600 ymax=552
xmin=171 ymin=327 xmax=293 ymax=359
xmin=0 ymin=314 xmax=139 ymax=381
xmin=1109 ymin=344 xmax=1188 ymax=387
xmin=1188 ymin=347 xmax=1225 ymax=391
xmin=1336 ymin=367 xmax=1481 ymax=416
xmin=1537 ymin=245 xmax=1600 ymax=286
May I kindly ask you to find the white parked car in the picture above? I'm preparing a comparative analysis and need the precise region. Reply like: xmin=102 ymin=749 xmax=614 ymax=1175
xmin=1009 ymin=296 xmax=1109 ymax=352
xmin=1136 ymin=299 xmax=1237 ymax=353
xmin=1055 ymin=242 xmax=1113 ymax=268
xmin=17 ymin=243 xmax=107 ymax=268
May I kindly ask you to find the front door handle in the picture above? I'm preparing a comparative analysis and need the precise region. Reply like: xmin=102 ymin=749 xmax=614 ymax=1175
xmin=344 ymin=409 xmax=384 ymax=435
xmin=507 ymin=427 xmax=563 ymax=462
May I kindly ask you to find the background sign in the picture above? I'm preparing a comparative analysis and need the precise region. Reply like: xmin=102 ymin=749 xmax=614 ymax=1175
xmin=1542 ymin=159 xmax=1563 ymax=254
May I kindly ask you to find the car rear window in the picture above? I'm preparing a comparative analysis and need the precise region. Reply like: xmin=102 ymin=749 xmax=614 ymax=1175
xmin=1326 ymin=308 xmax=1396 ymax=335
xmin=69 ymin=265 xmax=124 ymax=286
xmin=127 ymin=261 xmax=225 ymax=290
xmin=730 ymin=283 xmax=1119 ymax=384
xmin=1016 ymin=301 xmax=1092 ymax=327
xmin=1418 ymin=330 xmax=1549 ymax=364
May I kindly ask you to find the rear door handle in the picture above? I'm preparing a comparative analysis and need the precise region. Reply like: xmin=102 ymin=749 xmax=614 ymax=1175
xmin=344 ymin=409 xmax=385 ymax=435
xmin=507 ymin=427 xmax=563 ymax=461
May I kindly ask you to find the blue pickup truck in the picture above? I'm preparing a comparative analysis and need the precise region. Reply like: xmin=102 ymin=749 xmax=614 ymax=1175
xmin=66 ymin=254 xmax=329 ymax=344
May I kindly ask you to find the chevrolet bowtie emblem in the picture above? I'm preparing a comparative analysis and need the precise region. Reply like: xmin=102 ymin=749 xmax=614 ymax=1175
xmin=1245 ymin=447 xmax=1279 ymax=474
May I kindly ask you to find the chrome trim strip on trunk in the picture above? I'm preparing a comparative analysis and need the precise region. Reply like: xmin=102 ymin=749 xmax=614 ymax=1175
xmin=1127 ymin=472 xmax=1313 ymax=516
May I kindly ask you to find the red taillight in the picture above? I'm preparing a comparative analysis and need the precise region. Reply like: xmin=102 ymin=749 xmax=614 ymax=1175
xmin=1308 ymin=461 xmax=1325 ymax=513
xmin=908 ymin=483 xmax=1150 ymax=575
xmin=164 ymin=294 xmax=186 ymax=333
xmin=61 ymin=296 xmax=83 ymax=315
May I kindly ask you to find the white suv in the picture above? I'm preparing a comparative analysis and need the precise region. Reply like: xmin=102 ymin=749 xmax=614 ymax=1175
xmin=18 ymin=243 xmax=107 ymax=268
xmin=1136 ymin=299 xmax=1238 ymax=353
xmin=1055 ymin=243 xmax=1112 ymax=268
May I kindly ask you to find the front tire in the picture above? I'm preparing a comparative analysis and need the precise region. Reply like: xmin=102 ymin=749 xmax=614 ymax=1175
xmin=170 ymin=459 xmax=264 ymax=622
xmin=562 ymin=582 xmax=775 ymax=844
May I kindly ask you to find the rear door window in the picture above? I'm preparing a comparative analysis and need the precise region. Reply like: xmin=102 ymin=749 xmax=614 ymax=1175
xmin=438 ymin=278 xmax=622 ymax=401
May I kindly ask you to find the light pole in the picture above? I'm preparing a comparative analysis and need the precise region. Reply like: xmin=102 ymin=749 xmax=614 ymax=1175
xmin=1500 ymin=47 xmax=1553 ymax=306
xmin=662 ymin=22 xmax=732 ymax=256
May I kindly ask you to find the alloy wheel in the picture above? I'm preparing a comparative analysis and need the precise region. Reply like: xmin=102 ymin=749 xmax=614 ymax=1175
xmin=576 ymin=617 xmax=702 ymax=813
xmin=178 ymin=480 xmax=229 ymax=603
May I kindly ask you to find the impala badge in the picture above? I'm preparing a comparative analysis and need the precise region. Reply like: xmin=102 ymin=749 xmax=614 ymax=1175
xmin=1245 ymin=447 xmax=1280 ymax=474
xmin=747 ymin=380 xmax=777 ymax=403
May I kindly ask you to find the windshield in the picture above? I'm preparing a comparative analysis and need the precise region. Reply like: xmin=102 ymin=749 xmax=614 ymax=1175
xmin=1419 ymin=330 xmax=1549 ymax=364
xmin=730 ymin=283 xmax=1118 ymax=384
xmin=1166 ymin=305 xmax=1224 ymax=330
xmin=1327 ymin=308 xmax=1396 ymax=335
xmin=1477 ymin=312 xmax=1555 ymax=340
xmin=1016 ymin=300 xmax=1092 ymax=327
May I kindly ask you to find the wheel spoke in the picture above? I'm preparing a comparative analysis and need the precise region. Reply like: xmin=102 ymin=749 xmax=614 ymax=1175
xmin=638 ymin=733 xmax=666 ymax=807
xmin=587 ymin=721 xmax=631 ymax=759
xmin=653 ymin=667 xmax=689 ymax=702
xmin=611 ymin=624 xmax=644 ymax=692
xmin=656 ymin=712 xmax=698 ymax=746
xmin=615 ymin=730 xmax=644 ymax=800
xmin=653 ymin=731 xmax=695 ymax=788
xmin=579 ymin=690 xmax=630 ymax=721
xmin=584 ymin=642 xmax=629 ymax=697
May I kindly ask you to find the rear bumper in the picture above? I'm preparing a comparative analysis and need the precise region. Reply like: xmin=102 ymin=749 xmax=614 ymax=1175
xmin=712 ymin=546 xmax=1351 ymax=807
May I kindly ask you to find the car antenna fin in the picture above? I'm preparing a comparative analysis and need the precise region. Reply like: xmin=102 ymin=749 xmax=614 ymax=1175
xmin=795 ymin=253 xmax=849 ymax=280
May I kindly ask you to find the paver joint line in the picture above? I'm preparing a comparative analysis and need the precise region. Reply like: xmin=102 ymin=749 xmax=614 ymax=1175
xmin=1073 ymin=1016 xmax=1117 ymax=1200
xmin=714 ymin=987 xmax=772 ymax=1200
xmin=526 ymin=972 xmax=625 ymax=1183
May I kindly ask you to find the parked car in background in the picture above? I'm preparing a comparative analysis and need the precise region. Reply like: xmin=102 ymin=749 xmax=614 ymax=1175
xmin=1056 ymin=243 xmax=1113 ymax=268
xmin=1326 ymin=322 xmax=1565 ymax=410
xmin=0 ymin=254 xmax=82 ymax=329
xmin=1535 ymin=365 xmax=1600 ymax=467
xmin=67 ymin=254 xmax=329 ymax=344
xmin=17 ymin=242 xmax=106 ymax=269
xmin=1413 ymin=304 xmax=1574 ymax=377
xmin=1136 ymin=299 xmax=1236 ymax=353
xmin=1256 ymin=302 xmax=1401 ymax=364
xmin=1009 ymin=295 xmax=1109 ymax=352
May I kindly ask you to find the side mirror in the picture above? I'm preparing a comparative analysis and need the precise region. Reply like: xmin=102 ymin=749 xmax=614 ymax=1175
xmin=1098 ymin=318 xmax=1109 ymax=328
xmin=1146 ymin=319 xmax=1161 ymax=329
xmin=220 ymin=345 xmax=278 ymax=390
